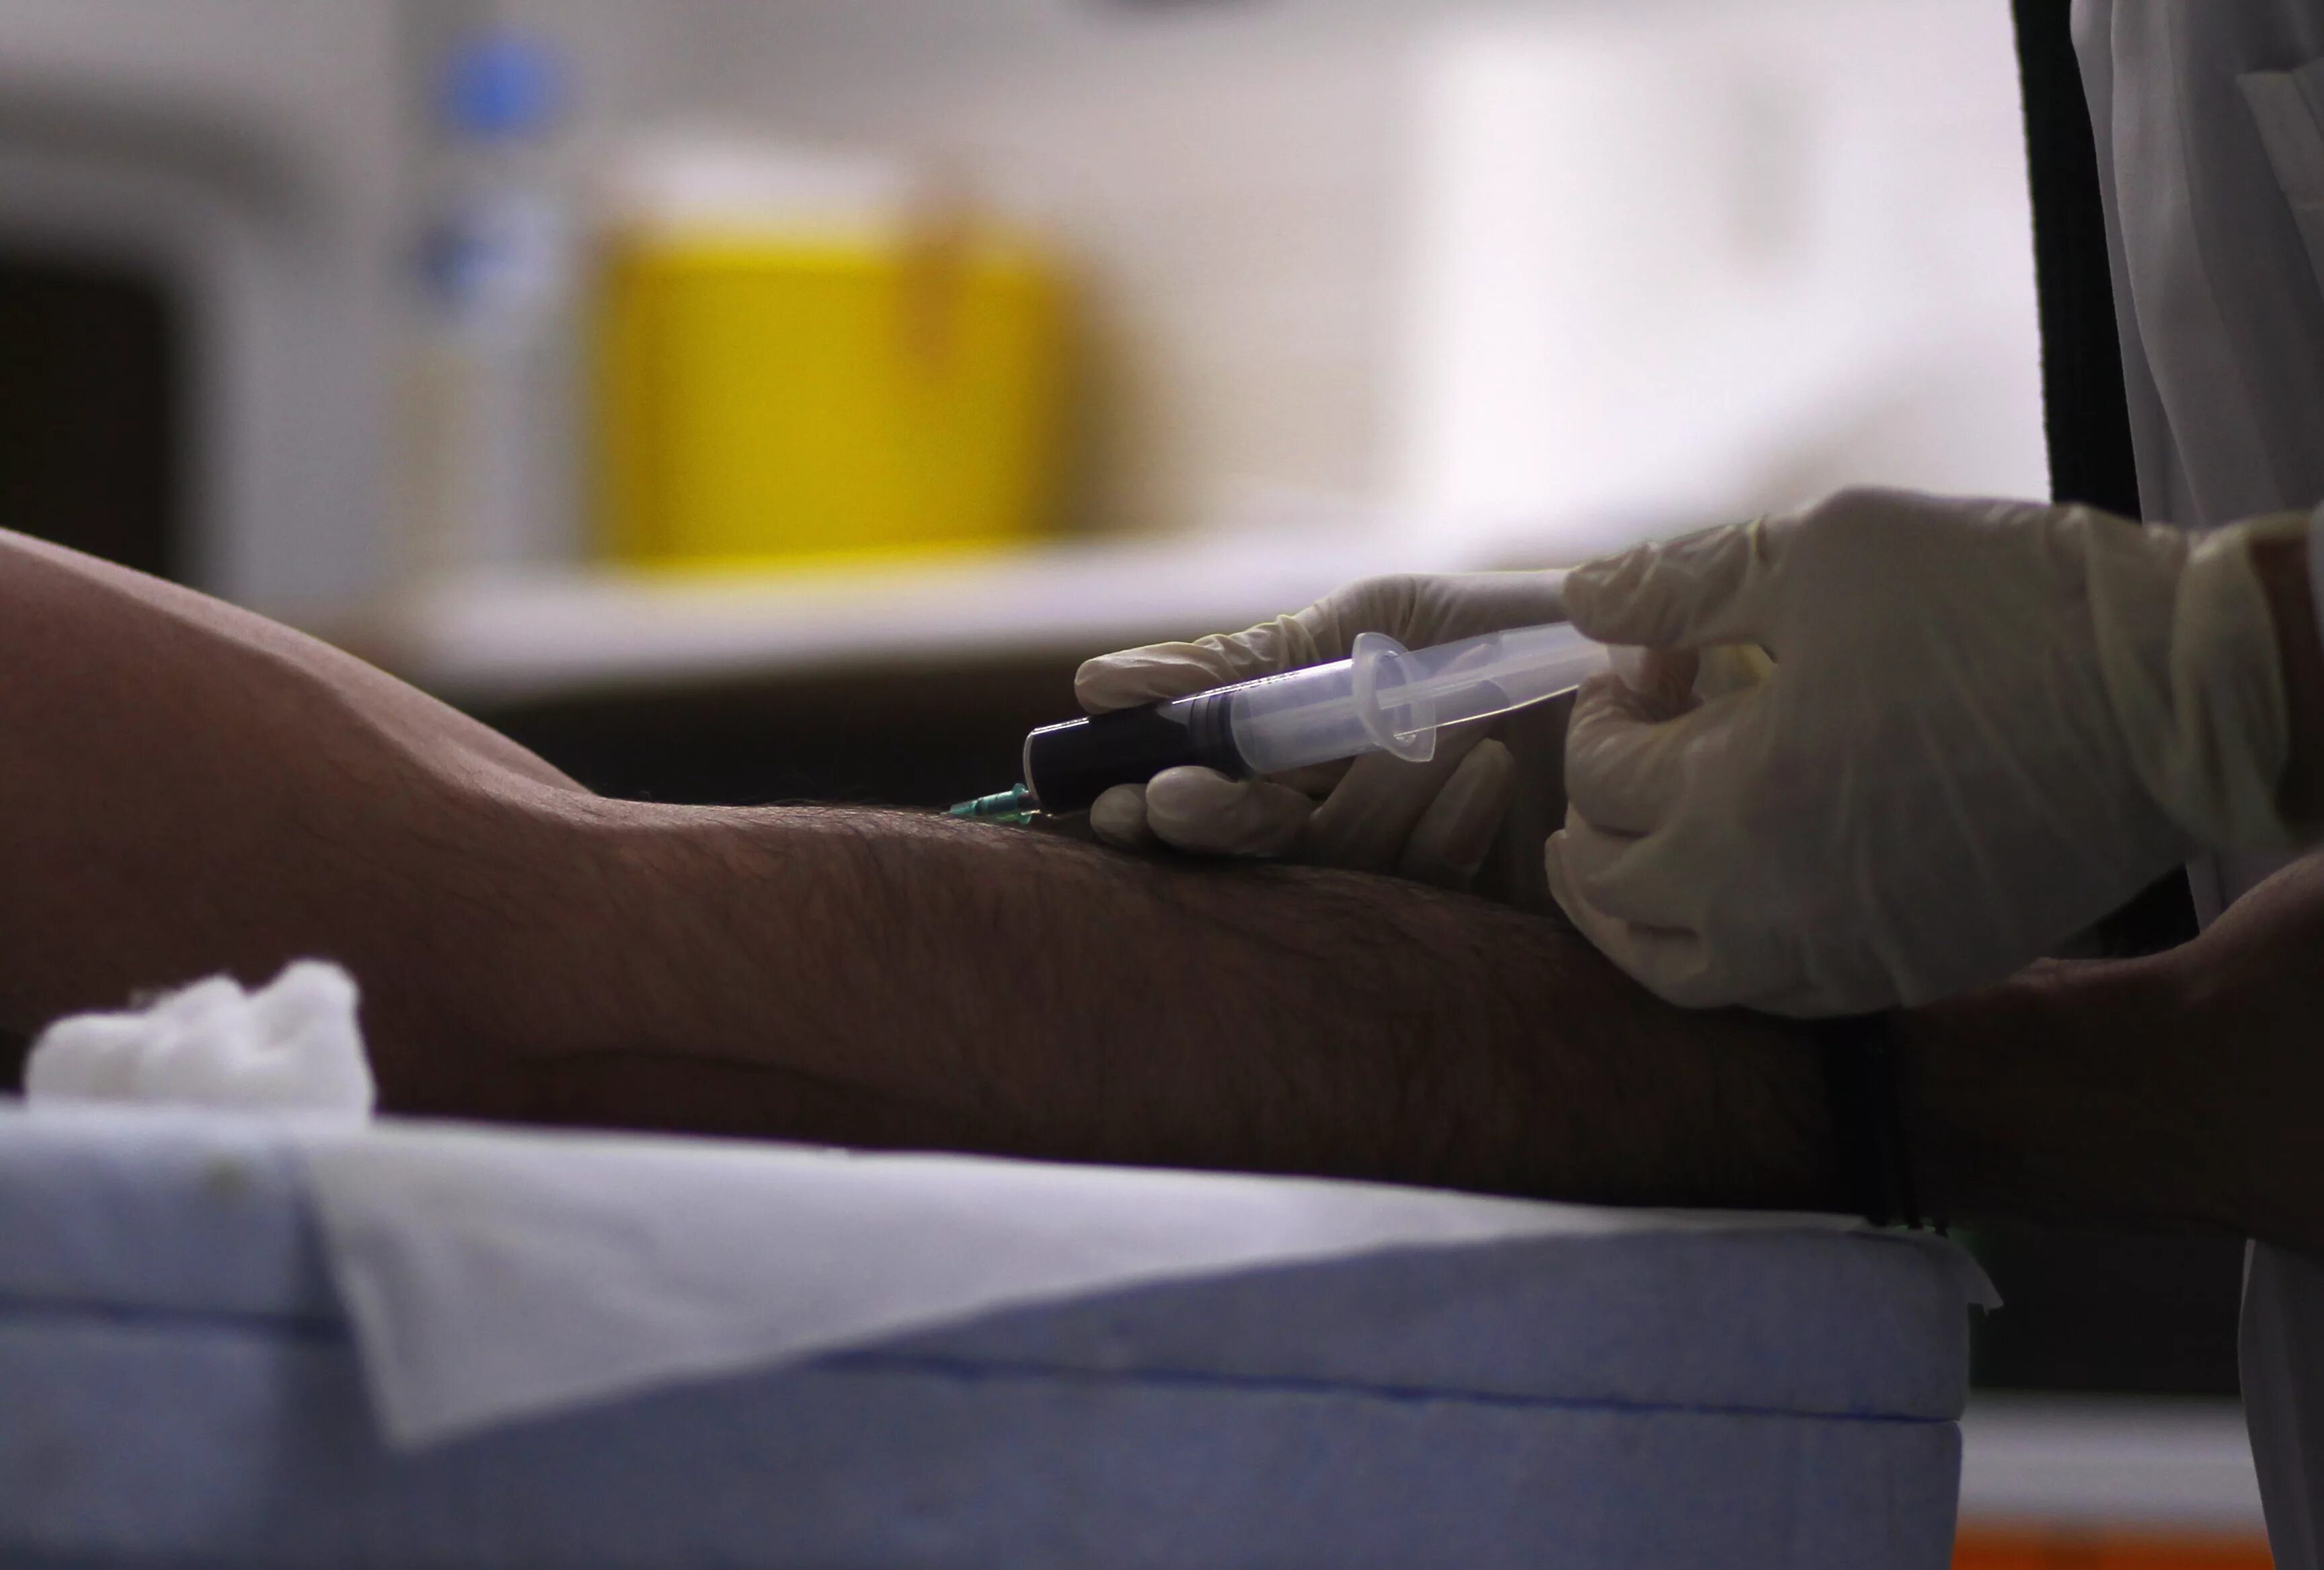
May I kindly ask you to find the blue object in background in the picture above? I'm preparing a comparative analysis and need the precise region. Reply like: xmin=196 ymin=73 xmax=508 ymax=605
xmin=418 ymin=25 xmax=580 ymax=570
xmin=442 ymin=28 xmax=563 ymax=143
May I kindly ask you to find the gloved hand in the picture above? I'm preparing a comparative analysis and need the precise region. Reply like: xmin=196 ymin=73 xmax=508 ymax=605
xmin=1075 ymin=573 xmax=1573 ymax=904
xmin=1549 ymin=485 xmax=2306 ymax=1016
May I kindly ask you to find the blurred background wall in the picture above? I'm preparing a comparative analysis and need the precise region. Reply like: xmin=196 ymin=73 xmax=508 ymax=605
xmin=0 ymin=0 xmax=404 ymax=607
xmin=0 ymin=0 xmax=2048 ymax=611
xmin=466 ymin=0 xmax=2051 ymax=560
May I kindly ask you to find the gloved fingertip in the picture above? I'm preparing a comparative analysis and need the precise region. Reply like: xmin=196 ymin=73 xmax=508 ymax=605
xmin=1078 ymin=615 xmax=1319 ymax=714
xmin=1545 ymin=832 xmax=1642 ymax=945
xmin=1459 ymin=733 xmax=1514 ymax=794
xmin=1072 ymin=655 xmax=1128 ymax=714
xmin=1548 ymin=861 xmax=1631 ymax=963
xmin=1089 ymin=783 xmax=1158 ymax=848
xmin=1398 ymin=739 xmax=1514 ymax=891
xmin=1561 ymin=521 xmax=1767 ymax=648
xmin=1561 ymin=543 xmax=1672 ymax=642
xmin=1557 ymin=556 xmax=1619 ymax=630
xmin=1075 ymin=651 xmax=1186 ymax=714
xmin=1145 ymin=766 xmax=1310 ymax=857
xmin=1563 ymin=663 xmax=1734 ymax=835
xmin=1545 ymin=868 xmax=1717 ymax=1007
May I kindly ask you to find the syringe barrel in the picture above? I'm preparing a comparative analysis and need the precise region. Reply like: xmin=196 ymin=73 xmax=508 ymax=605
xmin=1225 ymin=658 xmax=1386 ymax=776
xmin=1018 ymin=663 xmax=1358 ymax=812
xmin=1021 ymin=689 xmax=1245 ymax=813
xmin=1020 ymin=621 xmax=1609 ymax=813
xmin=1229 ymin=620 xmax=1609 ymax=775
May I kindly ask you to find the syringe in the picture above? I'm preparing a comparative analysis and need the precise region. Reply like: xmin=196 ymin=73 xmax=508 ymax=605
xmin=962 ymin=620 xmax=1609 ymax=817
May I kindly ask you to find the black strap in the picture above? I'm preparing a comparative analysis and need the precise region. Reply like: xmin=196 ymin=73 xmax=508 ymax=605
xmin=2011 ymin=0 xmax=2141 ymax=521
xmin=1812 ymin=1013 xmax=1931 ymax=1231
xmin=2011 ymin=0 xmax=2202 ymax=956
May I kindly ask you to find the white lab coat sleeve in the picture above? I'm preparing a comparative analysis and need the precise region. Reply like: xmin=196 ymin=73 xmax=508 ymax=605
xmin=2073 ymin=7 xmax=2324 ymax=1566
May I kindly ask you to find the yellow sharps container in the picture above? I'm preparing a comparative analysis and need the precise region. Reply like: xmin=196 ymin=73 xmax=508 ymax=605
xmin=595 ymin=219 xmax=1070 ymax=569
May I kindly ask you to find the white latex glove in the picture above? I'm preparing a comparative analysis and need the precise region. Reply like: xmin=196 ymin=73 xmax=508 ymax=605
xmin=1075 ymin=573 xmax=1573 ymax=901
xmin=1549 ymin=486 xmax=2304 ymax=1017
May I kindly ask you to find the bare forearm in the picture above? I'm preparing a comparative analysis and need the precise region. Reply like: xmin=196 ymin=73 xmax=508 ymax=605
xmin=447 ymin=799 xmax=1841 ymax=1209
xmin=495 ymin=800 xmax=2324 ymax=1249
xmin=0 ymin=530 xmax=582 ymax=1047
xmin=1900 ymin=848 xmax=2324 ymax=1251
xmin=1899 ymin=958 xmax=2208 ymax=1234
xmin=0 ymin=530 xmax=1835 ymax=1207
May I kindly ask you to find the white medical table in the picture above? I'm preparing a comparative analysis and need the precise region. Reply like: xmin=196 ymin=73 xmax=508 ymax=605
xmin=0 ymin=1100 xmax=1981 ymax=1568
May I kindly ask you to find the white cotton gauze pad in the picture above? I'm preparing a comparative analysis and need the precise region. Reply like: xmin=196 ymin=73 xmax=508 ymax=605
xmin=25 ymin=960 xmax=374 ymax=1119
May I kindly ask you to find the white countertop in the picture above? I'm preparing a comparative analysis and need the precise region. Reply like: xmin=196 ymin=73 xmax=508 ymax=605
xmin=356 ymin=535 xmax=1461 ymax=706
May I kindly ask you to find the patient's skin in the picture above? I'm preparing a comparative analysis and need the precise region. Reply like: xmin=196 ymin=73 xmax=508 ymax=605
xmin=0 ymin=529 xmax=2315 ymax=1249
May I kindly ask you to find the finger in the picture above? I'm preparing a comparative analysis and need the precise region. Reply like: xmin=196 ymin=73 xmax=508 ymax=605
xmin=1561 ymin=518 xmax=1787 ymax=650
xmin=1076 ymin=640 xmax=1257 ymax=713
xmin=1075 ymin=611 xmax=1330 ymax=713
xmin=1561 ymin=672 xmax=1736 ymax=835
xmin=1550 ymin=827 xmax=1810 ymax=1010
xmin=1303 ymin=723 xmax=1492 ymax=872
xmin=1271 ymin=758 xmax=1352 ymax=796
xmin=1089 ymin=784 xmax=1160 ymax=850
xmin=1387 ymin=570 xmax=1572 ymax=644
xmin=1142 ymin=765 xmax=1313 ymax=858
xmin=1545 ymin=832 xmax=1730 ymax=1007
xmin=1396 ymin=738 xmax=1516 ymax=892
xmin=1624 ymin=647 xmax=1701 ymax=710
xmin=1545 ymin=813 xmax=1668 ymax=927
xmin=1550 ymin=811 xmax=1752 ymax=947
